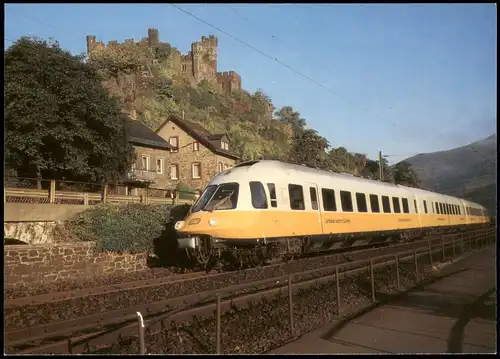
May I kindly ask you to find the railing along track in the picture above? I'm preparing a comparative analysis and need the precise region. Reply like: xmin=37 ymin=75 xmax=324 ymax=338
xmin=6 ymin=228 xmax=495 ymax=354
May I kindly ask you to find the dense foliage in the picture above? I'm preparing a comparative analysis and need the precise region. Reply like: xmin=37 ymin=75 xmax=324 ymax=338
xmin=64 ymin=204 xmax=172 ymax=253
xmin=4 ymin=36 xmax=135 ymax=183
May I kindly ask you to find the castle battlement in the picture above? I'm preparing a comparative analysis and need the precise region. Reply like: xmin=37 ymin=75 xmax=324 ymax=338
xmin=86 ymin=29 xmax=242 ymax=94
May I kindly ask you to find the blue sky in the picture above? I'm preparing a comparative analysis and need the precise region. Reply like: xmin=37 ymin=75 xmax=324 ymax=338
xmin=4 ymin=4 xmax=497 ymax=163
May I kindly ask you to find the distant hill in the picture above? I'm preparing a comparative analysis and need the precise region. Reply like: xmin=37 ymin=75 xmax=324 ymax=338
xmin=403 ymin=134 xmax=497 ymax=216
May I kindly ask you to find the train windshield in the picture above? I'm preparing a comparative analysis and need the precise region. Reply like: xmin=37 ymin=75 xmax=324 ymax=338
xmin=204 ymin=183 xmax=239 ymax=212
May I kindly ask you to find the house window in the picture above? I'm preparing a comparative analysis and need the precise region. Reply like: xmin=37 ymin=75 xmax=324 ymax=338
xmin=181 ymin=63 xmax=187 ymax=72
xmin=193 ymin=142 xmax=199 ymax=151
xmin=156 ymin=158 xmax=163 ymax=174
xmin=170 ymin=164 xmax=179 ymax=180
xmin=224 ymin=164 xmax=229 ymax=170
xmin=192 ymin=163 xmax=201 ymax=179
xmin=141 ymin=155 xmax=150 ymax=170
xmin=221 ymin=141 xmax=229 ymax=150
xmin=169 ymin=137 xmax=179 ymax=152
xmin=218 ymin=163 xmax=223 ymax=172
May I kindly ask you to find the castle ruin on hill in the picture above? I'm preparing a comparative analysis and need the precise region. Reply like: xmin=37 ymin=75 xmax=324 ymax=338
xmin=86 ymin=28 xmax=242 ymax=94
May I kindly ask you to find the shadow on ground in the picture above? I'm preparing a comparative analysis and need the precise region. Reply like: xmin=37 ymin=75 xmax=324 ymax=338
xmin=147 ymin=203 xmax=195 ymax=271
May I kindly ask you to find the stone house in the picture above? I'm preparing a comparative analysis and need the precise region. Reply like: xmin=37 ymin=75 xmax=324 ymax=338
xmin=120 ymin=113 xmax=172 ymax=194
xmin=155 ymin=115 xmax=240 ymax=193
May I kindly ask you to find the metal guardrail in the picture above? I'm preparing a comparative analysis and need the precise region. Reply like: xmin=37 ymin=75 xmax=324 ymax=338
xmin=10 ymin=228 xmax=495 ymax=354
xmin=4 ymin=178 xmax=196 ymax=206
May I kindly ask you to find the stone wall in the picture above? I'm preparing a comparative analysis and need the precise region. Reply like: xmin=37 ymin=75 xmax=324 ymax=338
xmin=4 ymin=221 xmax=60 ymax=245
xmin=4 ymin=242 xmax=147 ymax=288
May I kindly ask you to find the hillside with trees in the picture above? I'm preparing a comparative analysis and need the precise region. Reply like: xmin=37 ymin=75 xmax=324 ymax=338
xmin=88 ymin=37 xmax=418 ymax=182
xmin=404 ymin=134 xmax=496 ymax=214
xmin=4 ymin=35 xmax=421 ymax=187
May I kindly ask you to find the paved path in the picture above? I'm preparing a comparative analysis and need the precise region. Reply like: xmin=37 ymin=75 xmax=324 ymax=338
xmin=268 ymin=246 xmax=497 ymax=354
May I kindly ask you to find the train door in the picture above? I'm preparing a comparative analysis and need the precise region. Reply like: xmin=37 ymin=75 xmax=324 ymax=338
xmin=413 ymin=194 xmax=423 ymax=229
xmin=306 ymin=182 xmax=324 ymax=234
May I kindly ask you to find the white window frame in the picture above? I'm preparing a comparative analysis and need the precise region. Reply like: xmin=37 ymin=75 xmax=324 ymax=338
xmin=169 ymin=137 xmax=179 ymax=153
xmin=156 ymin=157 xmax=164 ymax=174
xmin=141 ymin=155 xmax=150 ymax=171
xmin=170 ymin=164 xmax=179 ymax=180
xmin=224 ymin=164 xmax=229 ymax=170
xmin=192 ymin=163 xmax=201 ymax=179
xmin=218 ymin=163 xmax=223 ymax=172
xmin=193 ymin=142 xmax=200 ymax=151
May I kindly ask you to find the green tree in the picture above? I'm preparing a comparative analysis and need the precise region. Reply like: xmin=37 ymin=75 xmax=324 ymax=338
xmin=289 ymin=128 xmax=330 ymax=169
xmin=275 ymin=106 xmax=307 ymax=135
xmin=4 ymin=36 xmax=135 ymax=183
xmin=392 ymin=161 xmax=420 ymax=188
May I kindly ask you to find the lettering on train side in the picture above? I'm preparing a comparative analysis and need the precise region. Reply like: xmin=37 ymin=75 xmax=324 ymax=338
xmin=437 ymin=218 xmax=445 ymax=221
xmin=398 ymin=218 xmax=411 ymax=222
xmin=325 ymin=219 xmax=351 ymax=224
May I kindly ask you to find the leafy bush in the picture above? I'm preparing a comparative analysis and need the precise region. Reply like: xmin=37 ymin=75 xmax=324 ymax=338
xmin=65 ymin=203 xmax=172 ymax=254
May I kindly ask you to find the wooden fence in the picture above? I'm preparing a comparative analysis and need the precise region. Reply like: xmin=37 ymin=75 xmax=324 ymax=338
xmin=4 ymin=178 xmax=195 ymax=206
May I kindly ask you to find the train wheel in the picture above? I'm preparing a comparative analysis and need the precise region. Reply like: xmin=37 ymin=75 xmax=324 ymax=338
xmin=247 ymin=249 xmax=264 ymax=268
xmin=186 ymin=248 xmax=214 ymax=271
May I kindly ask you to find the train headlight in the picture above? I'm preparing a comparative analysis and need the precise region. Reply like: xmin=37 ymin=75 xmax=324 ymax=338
xmin=174 ymin=221 xmax=184 ymax=230
xmin=208 ymin=218 xmax=218 ymax=227
xmin=188 ymin=218 xmax=201 ymax=225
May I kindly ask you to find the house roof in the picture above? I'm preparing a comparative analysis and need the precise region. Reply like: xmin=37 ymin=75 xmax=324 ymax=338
xmin=122 ymin=113 xmax=171 ymax=150
xmin=156 ymin=115 xmax=240 ymax=160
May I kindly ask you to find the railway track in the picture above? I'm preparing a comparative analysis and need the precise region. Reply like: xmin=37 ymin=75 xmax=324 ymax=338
xmin=5 ymin=227 xmax=485 ymax=307
xmin=5 ymin=228 xmax=495 ymax=354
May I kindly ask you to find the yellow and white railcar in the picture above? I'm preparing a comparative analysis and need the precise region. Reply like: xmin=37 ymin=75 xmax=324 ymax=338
xmin=175 ymin=160 xmax=489 ymax=257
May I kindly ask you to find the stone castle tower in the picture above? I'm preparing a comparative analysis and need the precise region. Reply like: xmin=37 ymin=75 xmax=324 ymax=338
xmin=86 ymin=29 xmax=242 ymax=94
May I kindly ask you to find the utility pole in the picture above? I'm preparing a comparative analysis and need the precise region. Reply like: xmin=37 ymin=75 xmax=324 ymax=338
xmin=378 ymin=150 xmax=384 ymax=180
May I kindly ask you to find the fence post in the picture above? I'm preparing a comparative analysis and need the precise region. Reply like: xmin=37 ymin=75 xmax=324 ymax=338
xmin=428 ymin=241 xmax=433 ymax=266
xmin=441 ymin=235 xmax=445 ymax=261
xmin=144 ymin=188 xmax=150 ymax=205
xmin=175 ymin=190 xmax=180 ymax=205
xmin=288 ymin=273 xmax=294 ymax=335
xmin=83 ymin=192 xmax=89 ymax=206
xmin=102 ymin=185 xmax=108 ymax=203
xmin=49 ymin=180 xmax=56 ymax=204
xmin=414 ymin=251 xmax=419 ymax=282
xmin=335 ymin=267 xmax=341 ymax=315
xmin=460 ymin=233 xmax=464 ymax=254
xmin=369 ymin=260 xmax=375 ymax=303
xmin=136 ymin=312 xmax=146 ymax=355
xmin=216 ymin=293 xmax=221 ymax=354
xmin=395 ymin=255 xmax=400 ymax=291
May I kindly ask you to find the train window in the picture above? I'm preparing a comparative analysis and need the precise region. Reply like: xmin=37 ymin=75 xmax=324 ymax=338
xmin=310 ymin=187 xmax=318 ymax=210
xmin=340 ymin=191 xmax=353 ymax=212
xmin=459 ymin=206 xmax=462 ymax=215
xmin=322 ymin=189 xmax=337 ymax=211
xmin=288 ymin=184 xmax=305 ymax=210
xmin=414 ymin=200 xmax=418 ymax=214
xmin=250 ymin=182 xmax=268 ymax=209
xmin=447 ymin=204 xmax=451 ymax=215
xmin=370 ymin=194 xmax=380 ymax=213
xmin=267 ymin=183 xmax=278 ymax=208
xmin=201 ymin=183 xmax=239 ymax=212
xmin=435 ymin=202 xmax=440 ymax=214
xmin=392 ymin=197 xmax=401 ymax=213
xmin=453 ymin=205 xmax=457 ymax=215
xmin=402 ymin=198 xmax=409 ymax=214
xmin=355 ymin=193 xmax=368 ymax=212
xmin=439 ymin=203 xmax=444 ymax=215
xmin=382 ymin=196 xmax=391 ymax=213
xmin=423 ymin=200 xmax=428 ymax=214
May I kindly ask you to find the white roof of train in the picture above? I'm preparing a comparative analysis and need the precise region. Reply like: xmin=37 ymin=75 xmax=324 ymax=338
xmin=211 ymin=160 xmax=485 ymax=209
